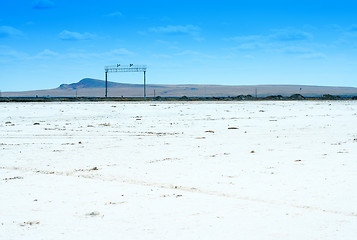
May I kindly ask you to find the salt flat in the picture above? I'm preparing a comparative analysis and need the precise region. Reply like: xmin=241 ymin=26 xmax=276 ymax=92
xmin=1 ymin=101 xmax=357 ymax=240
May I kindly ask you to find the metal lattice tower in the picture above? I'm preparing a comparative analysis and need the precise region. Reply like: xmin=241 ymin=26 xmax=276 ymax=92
xmin=104 ymin=64 xmax=147 ymax=98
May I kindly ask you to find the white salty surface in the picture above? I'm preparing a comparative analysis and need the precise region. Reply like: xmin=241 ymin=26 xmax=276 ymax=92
xmin=1 ymin=101 xmax=357 ymax=240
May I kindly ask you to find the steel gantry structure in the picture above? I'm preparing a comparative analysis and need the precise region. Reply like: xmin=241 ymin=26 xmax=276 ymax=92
xmin=104 ymin=64 xmax=147 ymax=98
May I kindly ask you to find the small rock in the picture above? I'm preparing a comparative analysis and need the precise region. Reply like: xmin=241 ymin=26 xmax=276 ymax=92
xmin=20 ymin=221 xmax=40 ymax=226
xmin=87 ymin=211 xmax=100 ymax=216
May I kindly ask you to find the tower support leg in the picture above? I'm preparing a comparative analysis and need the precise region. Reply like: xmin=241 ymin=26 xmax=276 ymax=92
xmin=144 ymin=71 xmax=146 ymax=99
xmin=105 ymin=71 xmax=108 ymax=98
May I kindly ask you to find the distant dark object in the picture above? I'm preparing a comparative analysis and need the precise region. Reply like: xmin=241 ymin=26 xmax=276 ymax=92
xmin=352 ymin=96 xmax=357 ymax=100
xmin=264 ymin=95 xmax=285 ymax=100
xmin=321 ymin=94 xmax=341 ymax=100
xmin=233 ymin=95 xmax=255 ymax=100
xmin=153 ymin=96 xmax=163 ymax=101
xmin=289 ymin=94 xmax=305 ymax=100
xmin=179 ymin=96 xmax=190 ymax=101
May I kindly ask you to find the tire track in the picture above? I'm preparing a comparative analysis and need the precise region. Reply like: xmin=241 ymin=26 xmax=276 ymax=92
xmin=2 ymin=165 xmax=356 ymax=217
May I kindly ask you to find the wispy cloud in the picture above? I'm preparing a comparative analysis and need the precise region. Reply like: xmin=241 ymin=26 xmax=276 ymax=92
xmin=225 ymin=28 xmax=312 ymax=44
xmin=176 ymin=50 xmax=213 ymax=58
xmin=344 ymin=24 xmax=357 ymax=38
xmin=155 ymin=39 xmax=180 ymax=50
xmin=225 ymin=28 xmax=321 ymax=55
xmin=224 ymin=28 xmax=327 ymax=59
xmin=151 ymin=25 xmax=200 ymax=34
xmin=332 ymin=24 xmax=357 ymax=46
xmin=59 ymin=30 xmax=95 ymax=41
xmin=0 ymin=46 xmax=29 ymax=64
xmin=152 ymin=54 xmax=172 ymax=59
xmin=270 ymin=29 xmax=312 ymax=42
xmin=51 ymin=48 xmax=134 ymax=59
xmin=349 ymin=25 xmax=357 ymax=32
xmin=0 ymin=26 xmax=22 ymax=38
xmin=37 ymin=49 xmax=59 ymax=57
xmin=107 ymin=48 xmax=134 ymax=56
xmin=281 ymin=46 xmax=315 ymax=54
xmin=299 ymin=52 xmax=326 ymax=60
xmin=0 ymin=47 xmax=135 ymax=63
xmin=32 ymin=0 xmax=55 ymax=9
xmin=176 ymin=50 xmax=202 ymax=56
xmin=225 ymin=35 xmax=262 ymax=42
xmin=149 ymin=24 xmax=201 ymax=39
xmin=106 ymin=11 xmax=123 ymax=17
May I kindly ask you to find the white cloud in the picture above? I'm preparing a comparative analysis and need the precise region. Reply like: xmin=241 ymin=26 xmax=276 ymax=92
xmin=0 ymin=26 xmax=22 ymax=38
xmin=59 ymin=30 xmax=95 ymax=41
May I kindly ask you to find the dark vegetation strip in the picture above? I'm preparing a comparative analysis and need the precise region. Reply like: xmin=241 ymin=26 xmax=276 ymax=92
xmin=1 ymin=94 xmax=357 ymax=102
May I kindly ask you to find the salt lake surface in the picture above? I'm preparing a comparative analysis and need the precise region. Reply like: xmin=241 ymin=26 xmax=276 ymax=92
xmin=1 ymin=101 xmax=357 ymax=239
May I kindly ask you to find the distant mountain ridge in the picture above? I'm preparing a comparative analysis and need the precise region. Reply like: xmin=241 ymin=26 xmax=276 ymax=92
xmin=3 ymin=78 xmax=357 ymax=97
xmin=58 ymin=78 xmax=144 ymax=89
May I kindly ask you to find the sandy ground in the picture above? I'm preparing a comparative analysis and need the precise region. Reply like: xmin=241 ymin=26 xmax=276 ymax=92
xmin=1 ymin=101 xmax=357 ymax=239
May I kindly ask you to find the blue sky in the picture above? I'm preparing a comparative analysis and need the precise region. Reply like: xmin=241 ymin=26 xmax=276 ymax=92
xmin=1 ymin=0 xmax=357 ymax=91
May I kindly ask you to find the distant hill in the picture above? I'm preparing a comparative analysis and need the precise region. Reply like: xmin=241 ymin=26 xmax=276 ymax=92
xmin=58 ymin=78 xmax=145 ymax=89
xmin=3 ymin=78 xmax=357 ymax=97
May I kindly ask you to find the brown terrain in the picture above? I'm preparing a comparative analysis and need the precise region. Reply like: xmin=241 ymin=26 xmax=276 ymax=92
xmin=3 ymin=78 xmax=357 ymax=97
